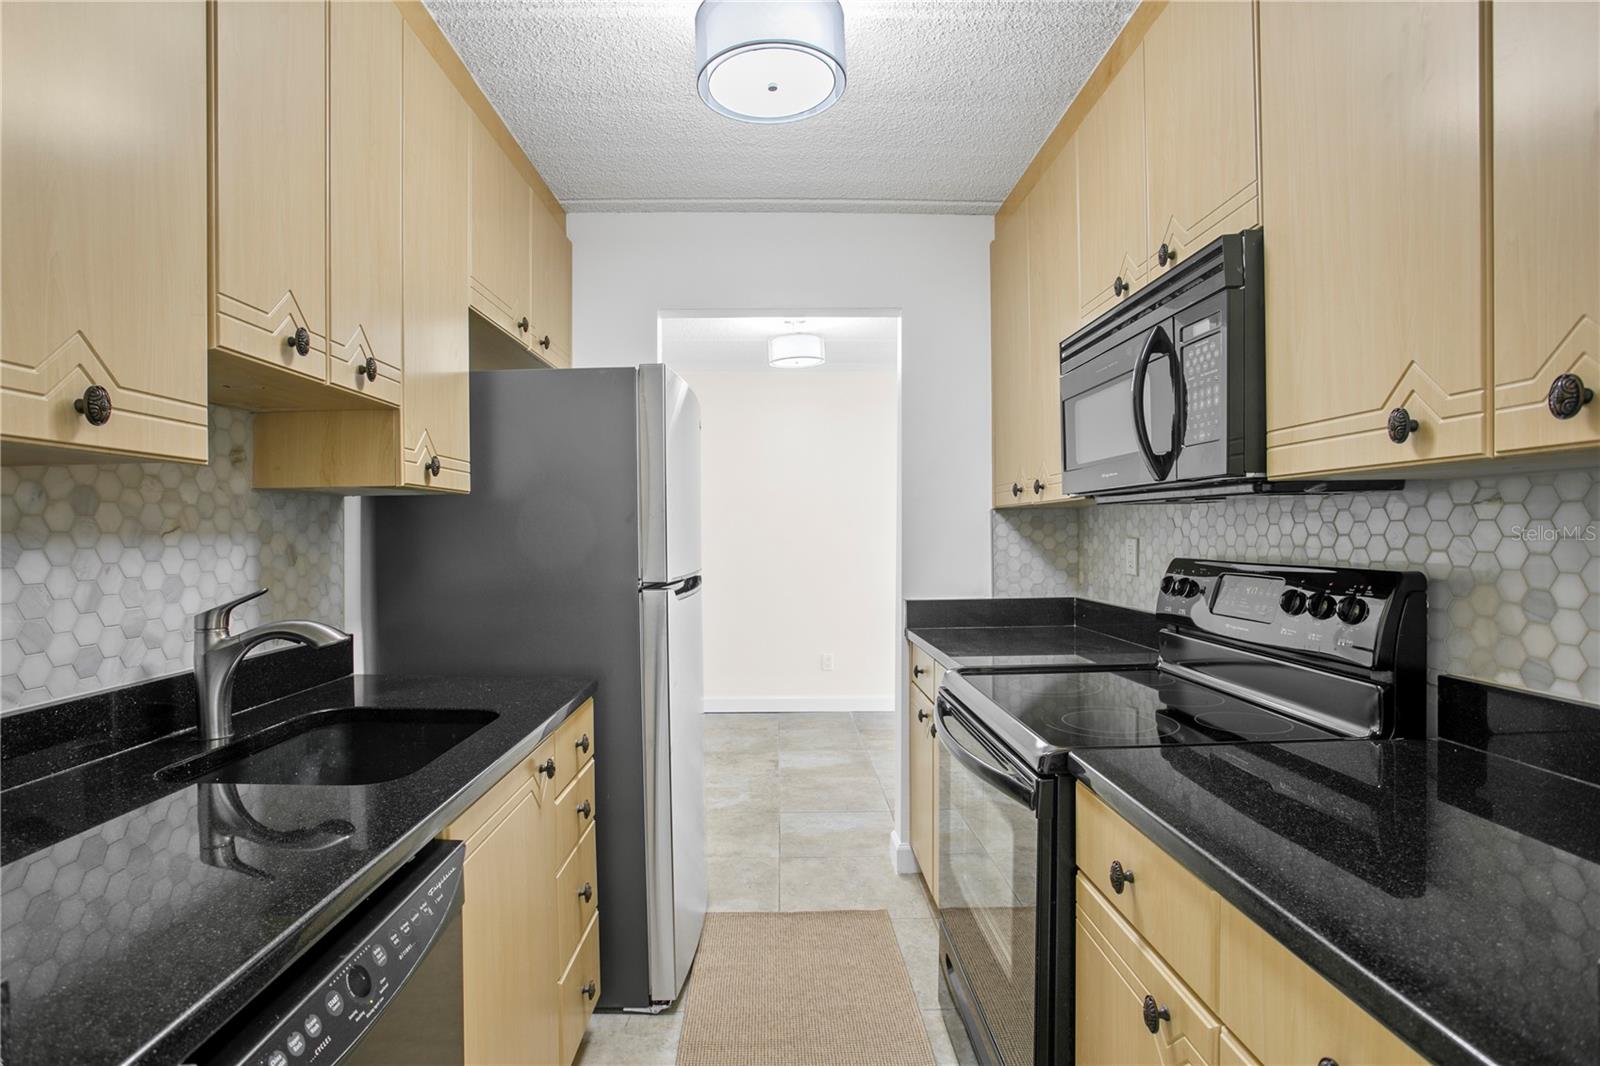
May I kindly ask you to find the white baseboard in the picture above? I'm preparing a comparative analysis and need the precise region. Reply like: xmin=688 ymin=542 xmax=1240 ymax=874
xmin=704 ymin=695 xmax=893 ymax=714
xmin=889 ymin=831 xmax=919 ymax=875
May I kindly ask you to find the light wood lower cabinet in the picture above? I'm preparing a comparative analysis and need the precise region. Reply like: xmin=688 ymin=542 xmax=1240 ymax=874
xmin=1491 ymin=0 xmax=1600 ymax=455
xmin=908 ymin=686 xmax=937 ymax=902
xmin=1074 ymin=785 xmax=1424 ymax=1066
xmin=1260 ymin=0 xmax=1486 ymax=477
xmin=1 ymin=0 xmax=210 ymax=466
xmin=442 ymin=698 xmax=599 ymax=1066
xmin=1218 ymin=900 xmax=1424 ymax=1066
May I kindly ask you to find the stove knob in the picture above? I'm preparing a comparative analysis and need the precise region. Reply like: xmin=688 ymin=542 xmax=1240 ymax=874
xmin=1335 ymin=595 xmax=1368 ymax=625
xmin=1279 ymin=589 xmax=1307 ymax=616
xmin=1160 ymin=576 xmax=1176 ymax=595
xmin=1307 ymin=592 xmax=1337 ymax=620
xmin=1179 ymin=578 xmax=1202 ymax=598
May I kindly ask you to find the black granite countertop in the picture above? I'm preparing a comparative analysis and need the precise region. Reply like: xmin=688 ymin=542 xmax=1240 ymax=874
xmin=1070 ymin=737 xmax=1600 ymax=1066
xmin=0 ymin=672 xmax=596 ymax=1066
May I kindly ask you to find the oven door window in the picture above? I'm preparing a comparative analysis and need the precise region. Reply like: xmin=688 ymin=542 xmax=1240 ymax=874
xmin=936 ymin=708 xmax=1040 ymax=1066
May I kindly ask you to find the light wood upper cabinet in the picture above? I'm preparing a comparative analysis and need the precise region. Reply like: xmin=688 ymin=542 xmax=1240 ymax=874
xmin=470 ymin=116 xmax=535 ymax=347
xmin=1 ymin=0 xmax=209 ymax=466
xmin=401 ymin=20 xmax=472 ymax=492
xmin=328 ymin=0 xmax=404 ymax=407
xmin=1142 ymin=0 xmax=1259 ymax=276
xmin=1076 ymin=46 xmax=1147 ymax=324
xmin=209 ymin=0 xmax=330 ymax=392
xmin=1024 ymin=146 xmax=1080 ymax=503
xmin=992 ymin=205 xmax=1032 ymax=507
xmin=1260 ymin=1 xmax=1485 ymax=478
xmin=532 ymin=204 xmax=575 ymax=368
xmin=1491 ymin=0 xmax=1600 ymax=455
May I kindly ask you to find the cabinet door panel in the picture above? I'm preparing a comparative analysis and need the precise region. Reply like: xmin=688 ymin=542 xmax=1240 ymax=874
xmin=532 ymin=203 xmax=573 ymax=368
xmin=328 ymin=0 xmax=403 ymax=406
xmin=470 ymin=116 xmax=533 ymax=345
xmin=402 ymin=24 xmax=471 ymax=492
xmin=1025 ymin=147 xmax=1079 ymax=501
xmin=992 ymin=206 xmax=1032 ymax=507
xmin=1260 ymin=1 xmax=1485 ymax=476
xmin=457 ymin=792 xmax=543 ymax=1066
xmin=211 ymin=0 xmax=328 ymax=382
xmin=1492 ymin=1 xmax=1600 ymax=454
xmin=1 ymin=0 xmax=208 ymax=464
xmin=1076 ymin=48 xmax=1147 ymax=323
xmin=909 ymin=686 xmax=936 ymax=901
xmin=1143 ymin=0 xmax=1259 ymax=275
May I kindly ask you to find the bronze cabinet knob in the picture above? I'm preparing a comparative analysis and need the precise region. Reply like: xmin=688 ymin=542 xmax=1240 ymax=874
xmin=1386 ymin=407 xmax=1419 ymax=443
xmin=539 ymin=757 xmax=556 ymax=778
xmin=582 ymin=980 xmax=596 ymax=1000
xmin=1547 ymin=373 xmax=1594 ymax=419
xmin=577 ymin=799 xmax=592 ymax=819
xmin=360 ymin=355 xmax=378 ymax=382
xmin=285 ymin=326 xmax=310 ymax=356
xmin=1158 ymin=243 xmax=1176 ymax=267
xmin=423 ymin=455 xmax=442 ymax=477
xmin=1109 ymin=860 xmax=1135 ymax=895
xmin=1141 ymin=994 xmax=1170 ymax=1034
xmin=578 ymin=882 xmax=593 ymax=903
xmin=73 ymin=385 xmax=113 ymax=426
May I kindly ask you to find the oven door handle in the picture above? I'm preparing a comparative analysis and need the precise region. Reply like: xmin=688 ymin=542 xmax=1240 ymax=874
xmin=1130 ymin=322 xmax=1179 ymax=481
xmin=935 ymin=698 xmax=1037 ymax=809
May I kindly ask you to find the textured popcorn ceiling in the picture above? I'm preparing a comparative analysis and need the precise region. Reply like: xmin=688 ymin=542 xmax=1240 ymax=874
xmin=424 ymin=0 xmax=1136 ymax=212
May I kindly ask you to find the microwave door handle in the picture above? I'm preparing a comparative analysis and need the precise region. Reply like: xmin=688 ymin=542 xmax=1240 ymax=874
xmin=1169 ymin=333 xmax=1186 ymax=467
xmin=935 ymin=699 xmax=1036 ymax=808
xmin=1131 ymin=324 xmax=1176 ymax=480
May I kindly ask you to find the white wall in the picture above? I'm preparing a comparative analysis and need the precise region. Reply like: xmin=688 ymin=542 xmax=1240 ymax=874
xmin=671 ymin=367 xmax=898 ymax=713
xmin=569 ymin=212 xmax=993 ymax=600
xmin=569 ymin=211 xmax=994 ymax=870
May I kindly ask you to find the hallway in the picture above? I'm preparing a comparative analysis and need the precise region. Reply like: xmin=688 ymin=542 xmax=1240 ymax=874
xmin=576 ymin=712 xmax=978 ymax=1065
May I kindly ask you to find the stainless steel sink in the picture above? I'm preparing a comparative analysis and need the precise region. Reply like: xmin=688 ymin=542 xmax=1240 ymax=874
xmin=156 ymin=706 xmax=497 ymax=786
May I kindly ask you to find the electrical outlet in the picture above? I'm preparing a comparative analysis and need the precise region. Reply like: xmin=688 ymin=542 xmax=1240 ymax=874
xmin=1123 ymin=537 xmax=1139 ymax=576
xmin=821 ymin=653 xmax=835 ymax=672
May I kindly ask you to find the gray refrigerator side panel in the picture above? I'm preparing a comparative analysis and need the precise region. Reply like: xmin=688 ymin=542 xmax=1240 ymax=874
xmin=366 ymin=366 xmax=653 ymax=1010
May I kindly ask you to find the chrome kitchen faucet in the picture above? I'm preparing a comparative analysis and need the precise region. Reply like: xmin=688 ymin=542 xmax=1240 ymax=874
xmin=193 ymin=588 xmax=347 ymax=746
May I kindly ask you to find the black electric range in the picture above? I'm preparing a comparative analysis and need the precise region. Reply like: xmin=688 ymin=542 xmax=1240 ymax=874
xmin=933 ymin=558 xmax=1428 ymax=1066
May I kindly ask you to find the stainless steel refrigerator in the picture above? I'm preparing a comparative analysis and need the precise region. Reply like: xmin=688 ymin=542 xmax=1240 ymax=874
xmin=364 ymin=364 xmax=706 ymax=1010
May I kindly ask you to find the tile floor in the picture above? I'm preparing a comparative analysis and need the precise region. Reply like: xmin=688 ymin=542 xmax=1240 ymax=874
xmin=574 ymin=711 xmax=978 ymax=1065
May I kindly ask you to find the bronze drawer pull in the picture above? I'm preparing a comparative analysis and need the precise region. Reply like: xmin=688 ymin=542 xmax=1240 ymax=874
xmin=1109 ymin=860 xmax=1134 ymax=894
xmin=578 ymin=882 xmax=593 ymax=903
xmin=577 ymin=799 xmax=592 ymax=819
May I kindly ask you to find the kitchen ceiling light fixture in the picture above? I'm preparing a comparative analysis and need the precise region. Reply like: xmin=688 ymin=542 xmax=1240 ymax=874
xmin=768 ymin=325 xmax=826 ymax=369
xmin=696 ymin=0 xmax=846 ymax=124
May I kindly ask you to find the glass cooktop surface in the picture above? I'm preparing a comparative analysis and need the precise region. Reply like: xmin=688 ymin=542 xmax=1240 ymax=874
xmin=952 ymin=667 xmax=1339 ymax=767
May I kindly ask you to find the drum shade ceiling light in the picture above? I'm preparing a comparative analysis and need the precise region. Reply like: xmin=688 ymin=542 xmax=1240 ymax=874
xmin=696 ymin=1 xmax=846 ymax=124
xmin=769 ymin=325 xmax=826 ymax=369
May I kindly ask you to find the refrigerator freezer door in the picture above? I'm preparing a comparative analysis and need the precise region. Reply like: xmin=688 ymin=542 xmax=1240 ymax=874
xmin=665 ymin=368 xmax=702 ymax=581
xmin=639 ymin=580 xmax=707 ymax=1005
xmin=637 ymin=364 xmax=702 ymax=583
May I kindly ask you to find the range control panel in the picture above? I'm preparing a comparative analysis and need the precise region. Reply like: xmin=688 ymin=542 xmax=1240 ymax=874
xmin=202 ymin=842 xmax=464 ymax=1066
xmin=1155 ymin=558 xmax=1426 ymax=670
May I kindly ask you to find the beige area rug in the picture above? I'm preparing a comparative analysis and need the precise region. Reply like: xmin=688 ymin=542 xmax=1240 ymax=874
xmin=675 ymin=910 xmax=936 ymax=1066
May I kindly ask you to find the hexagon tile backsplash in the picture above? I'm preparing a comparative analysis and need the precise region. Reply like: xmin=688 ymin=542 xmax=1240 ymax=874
xmin=994 ymin=469 xmax=1600 ymax=706
xmin=1 ymin=408 xmax=344 ymax=712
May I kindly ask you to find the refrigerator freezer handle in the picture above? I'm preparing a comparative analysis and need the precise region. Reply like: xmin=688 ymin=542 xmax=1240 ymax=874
xmin=640 ymin=575 xmax=703 ymax=597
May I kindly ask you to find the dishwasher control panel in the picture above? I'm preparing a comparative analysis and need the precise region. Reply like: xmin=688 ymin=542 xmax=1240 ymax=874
xmin=197 ymin=841 xmax=464 ymax=1066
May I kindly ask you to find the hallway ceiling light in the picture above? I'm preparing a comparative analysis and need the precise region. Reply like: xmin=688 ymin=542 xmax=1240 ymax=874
xmin=768 ymin=325 xmax=826 ymax=369
xmin=696 ymin=0 xmax=846 ymax=124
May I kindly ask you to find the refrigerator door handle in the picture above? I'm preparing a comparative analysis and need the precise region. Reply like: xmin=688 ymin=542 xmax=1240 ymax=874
xmin=640 ymin=575 xmax=702 ymax=597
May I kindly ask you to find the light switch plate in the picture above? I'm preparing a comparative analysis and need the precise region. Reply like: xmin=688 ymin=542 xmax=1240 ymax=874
xmin=821 ymin=652 xmax=835 ymax=672
xmin=1123 ymin=537 xmax=1139 ymax=576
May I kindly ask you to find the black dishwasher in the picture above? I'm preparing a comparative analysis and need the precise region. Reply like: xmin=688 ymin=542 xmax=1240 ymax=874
xmin=193 ymin=840 xmax=465 ymax=1066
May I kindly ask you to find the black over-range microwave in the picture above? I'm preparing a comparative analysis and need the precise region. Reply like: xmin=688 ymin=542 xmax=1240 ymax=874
xmin=1059 ymin=230 xmax=1266 ymax=501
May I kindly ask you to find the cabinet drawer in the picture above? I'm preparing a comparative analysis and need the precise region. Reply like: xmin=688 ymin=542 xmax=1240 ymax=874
xmin=1075 ymin=783 xmax=1219 ymax=1003
xmin=557 ymin=912 xmax=601 ymax=1064
xmin=556 ymin=823 xmax=599 ymax=968
xmin=1218 ymin=900 xmax=1425 ymax=1066
xmin=555 ymin=759 xmax=597 ymax=863
xmin=1076 ymin=873 xmax=1220 ymax=1066
xmin=562 ymin=698 xmax=596 ymax=774
xmin=535 ymin=699 xmax=593 ymax=800
xmin=909 ymin=643 xmax=943 ymax=700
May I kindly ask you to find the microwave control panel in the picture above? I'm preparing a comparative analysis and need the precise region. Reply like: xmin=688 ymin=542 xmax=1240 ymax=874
xmin=1180 ymin=325 xmax=1225 ymax=445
